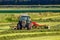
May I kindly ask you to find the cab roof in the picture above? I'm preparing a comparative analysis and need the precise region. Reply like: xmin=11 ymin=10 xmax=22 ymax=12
xmin=21 ymin=14 xmax=29 ymax=16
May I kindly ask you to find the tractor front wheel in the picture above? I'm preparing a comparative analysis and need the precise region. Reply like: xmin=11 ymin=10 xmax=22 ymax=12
xmin=17 ymin=23 xmax=22 ymax=30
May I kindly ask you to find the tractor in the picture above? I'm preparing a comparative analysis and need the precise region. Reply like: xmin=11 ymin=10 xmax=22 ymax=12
xmin=10 ymin=14 xmax=50 ymax=30
xmin=16 ymin=14 xmax=32 ymax=30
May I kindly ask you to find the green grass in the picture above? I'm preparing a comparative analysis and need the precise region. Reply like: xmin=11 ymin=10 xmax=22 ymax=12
xmin=39 ymin=22 xmax=60 ymax=26
xmin=16 ymin=35 xmax=60 ymax=40
xmin=0 ymin=13 xmax=60 ymax=40
xmin=0 ymin=30 xmax=60 ymax=40
xmin=0 ymin=13 xmax=60 ymax=22
xmin=0 ymin=23 xmax=60 ymax=40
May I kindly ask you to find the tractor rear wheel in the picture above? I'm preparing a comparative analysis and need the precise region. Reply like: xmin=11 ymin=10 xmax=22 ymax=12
xmin=26 ymin=23 xmax=32 ymax=30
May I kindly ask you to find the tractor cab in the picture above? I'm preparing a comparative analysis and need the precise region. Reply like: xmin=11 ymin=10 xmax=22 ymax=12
xmin=19 ymin=16 xmax=31 ymax=23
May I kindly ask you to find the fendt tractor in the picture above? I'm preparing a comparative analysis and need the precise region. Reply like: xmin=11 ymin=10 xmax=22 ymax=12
xmin=10 ymin=14 xmax=50 ymax=30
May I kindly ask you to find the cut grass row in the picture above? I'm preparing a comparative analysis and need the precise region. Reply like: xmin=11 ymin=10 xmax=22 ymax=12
xmin=1 ymin=32 xmax=59 ymax=37
xmin=0 ymin=31 xmax=60 ymax=40
xmin=0 ymin=29 xmax=60 ymax=35
xmin=16 ymin=35 xmax=60 ymax=40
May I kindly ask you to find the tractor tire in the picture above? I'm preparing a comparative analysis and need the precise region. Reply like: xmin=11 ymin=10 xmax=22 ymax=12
xmin=17 ymin=23 xmax=22 ymax=30
xmin=26 ymin=23 xmax=31 ymax=30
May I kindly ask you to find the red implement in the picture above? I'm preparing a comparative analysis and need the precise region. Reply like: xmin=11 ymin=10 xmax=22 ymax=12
xmin=32 ymin=22 xmax=46 ymax=27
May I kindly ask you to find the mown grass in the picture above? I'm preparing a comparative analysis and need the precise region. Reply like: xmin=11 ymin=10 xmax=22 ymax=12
xmin=0 ymin=13 xmax=60 ymax=40
xmin=0 ymin=22 xmax=60 ymax=35
xmin=0 ymin=31 xmax=60 ymax=40
xmin=0 ymin=13 xmax=60 ymax=23
xmin=16 ymin=35 xmax=60 ymax=40
xmin=0 ymin=25 xmax=60 ymax=40
xmin=0 ymin=22 xmax=60 ymax=40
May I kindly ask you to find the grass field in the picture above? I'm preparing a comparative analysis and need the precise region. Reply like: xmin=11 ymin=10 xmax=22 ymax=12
xmin=17 ymin=35 xmax=60 ymax=40
xmin=0 ymin=13 xmax=60 ymax=40
xmin=0 ymin=29 xmax=60 ymax=40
